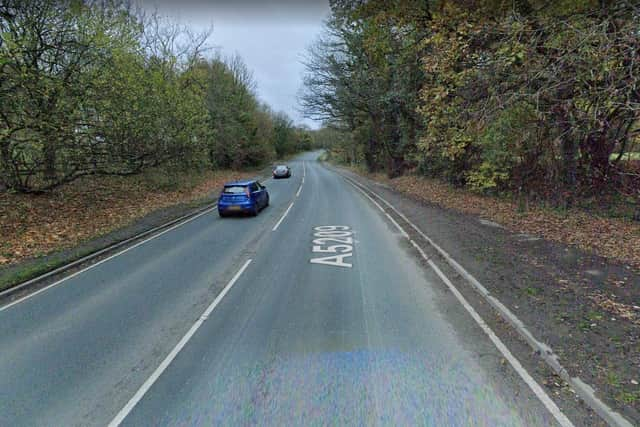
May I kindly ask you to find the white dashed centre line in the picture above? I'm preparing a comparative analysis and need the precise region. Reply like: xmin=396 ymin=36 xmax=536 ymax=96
xmin=108 ymin=259 xmax=253 ymax=427
xmin=272 ymin=202 xmax=294 ymax=232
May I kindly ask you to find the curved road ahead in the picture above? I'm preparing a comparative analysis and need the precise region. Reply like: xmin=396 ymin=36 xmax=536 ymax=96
xmin=1 ymin=152 xmax=563 ymax=426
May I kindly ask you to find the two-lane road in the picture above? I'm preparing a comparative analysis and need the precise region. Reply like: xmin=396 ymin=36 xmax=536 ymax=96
xmin=1 ymin=152 xmax=563 ymax=426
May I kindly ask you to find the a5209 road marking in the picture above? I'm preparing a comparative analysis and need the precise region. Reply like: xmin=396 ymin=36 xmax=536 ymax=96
xmin=310 ymin=226 xmax=354 ymax=268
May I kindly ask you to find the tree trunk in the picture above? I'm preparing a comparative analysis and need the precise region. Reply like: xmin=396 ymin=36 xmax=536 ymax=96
xmin=365 ymin=113 xmax=382 ymax=173
xmin=558 ymin=106 xmax=576 ymax=207
xmin=388 ymin=155 xmax=404 ymax=178
xmin=43 ymin=137 xmax=57 ymax=184
xmin=562 ymin=137 xmax=577 ymax=188
xmin=386 ymin=98 xmax=404 ymax=179
xmin=365 ymin=135 xmax=377 ymax=172
xmin=0 ymin=140 xmax=9 ymax=191
xmin=586 ymin=132 xmax=611 ymax=189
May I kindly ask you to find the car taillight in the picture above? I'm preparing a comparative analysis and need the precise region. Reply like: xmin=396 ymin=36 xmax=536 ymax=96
xmin=245 ymin=187 xmax=251 ymax=197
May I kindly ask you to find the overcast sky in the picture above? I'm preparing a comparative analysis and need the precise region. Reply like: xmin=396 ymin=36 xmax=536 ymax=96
xmin=139 ymin=0 xmax=330 ymax=129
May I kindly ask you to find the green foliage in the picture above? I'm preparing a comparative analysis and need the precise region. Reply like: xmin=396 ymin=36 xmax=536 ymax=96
xmin=305 ymin=0 xmax=639 ymax=213
xmin=467 ymin=162 xmax=508 ymax=192
xmin=302 ymin=0 xmax=430 ymax=176
xmin=417 ymin=1 xmax=639 ymax=207
xmin=468 ymin=103 xmax=538 ymax=192
xmin=272 ymin=113 xmax=296 ymax=158
xmin=0 ymin=1 xmax=306 ymax=193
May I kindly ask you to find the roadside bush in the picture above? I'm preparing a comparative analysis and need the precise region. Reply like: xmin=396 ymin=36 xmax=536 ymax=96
xmin=468 ymin=103 xmax=539 ymax=193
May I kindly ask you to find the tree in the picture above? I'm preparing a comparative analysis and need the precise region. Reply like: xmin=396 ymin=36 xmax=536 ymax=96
xmin=0 ymin=1 xmax=316 ymax=193
xmin=301 ymin=0 xmax=430 ymax=176
xmin=0 ymin=0 xmax=139 ymax=190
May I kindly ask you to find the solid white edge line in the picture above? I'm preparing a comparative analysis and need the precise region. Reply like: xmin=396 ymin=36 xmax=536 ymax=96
xmin=344 ymin=174 xmax=633 ymax=427
xmin=3 ymin=174 xmax=277 ymax=312
xmin=107 ymin=259 xmax=252 ymax=427
xmin=272 ymin=202 xmax=294 ymax=231
xmin=348 ymin=180 xmax=409 ymax=239
xmin=427 ymin=260 xmax=574 ymax=427
xmin=0 ymin=205 xmax=217 ymax=313
xmin=345 ymin=178 xmax=574 ymax=427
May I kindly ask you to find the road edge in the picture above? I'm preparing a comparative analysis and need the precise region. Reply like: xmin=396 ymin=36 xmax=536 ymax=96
xmin=0 ymin=203 xmax=220 ymax=300
xmin=333 ymin=166 xmax=633 ymax=427
xmin=0 ymin=162 xmax=283 ymax=306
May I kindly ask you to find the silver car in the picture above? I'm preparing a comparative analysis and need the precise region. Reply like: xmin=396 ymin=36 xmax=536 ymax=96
xmin=272 ymin=165 xmax=291 ymax=179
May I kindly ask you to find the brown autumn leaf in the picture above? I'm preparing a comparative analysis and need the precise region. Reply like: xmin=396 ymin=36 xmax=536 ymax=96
xmin=363 ymin=172 xmax=640 ymax=273
xmin=0 ymin=170 xmax=254 ymax=266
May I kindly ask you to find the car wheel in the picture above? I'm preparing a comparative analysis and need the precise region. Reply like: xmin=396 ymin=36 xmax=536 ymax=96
xmin=218 ymin=210 xmax=226 ymax=218
xmin=251 ymin=205 xmax=259 ymax=216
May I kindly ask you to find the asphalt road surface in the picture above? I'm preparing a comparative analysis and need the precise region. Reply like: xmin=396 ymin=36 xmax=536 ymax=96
xmin=0 ymin=152 xmax=565 ymax=426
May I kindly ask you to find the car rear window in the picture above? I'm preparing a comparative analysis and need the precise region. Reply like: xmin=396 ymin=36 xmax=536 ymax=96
xmin=276 ymin=166 xmax=287 ymax=171
xmin=223 ymin=185 xmax=247 ymax=194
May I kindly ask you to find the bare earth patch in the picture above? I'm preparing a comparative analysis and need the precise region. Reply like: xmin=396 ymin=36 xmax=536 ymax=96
xmin=0 ymin=170 xmax=253 ymax=266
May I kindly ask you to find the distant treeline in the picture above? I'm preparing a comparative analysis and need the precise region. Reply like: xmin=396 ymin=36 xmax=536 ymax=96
xmin=0 ymin=0 xmax=313 ymax=193
xmin=302 ymin=0 xmax=640 ymax=210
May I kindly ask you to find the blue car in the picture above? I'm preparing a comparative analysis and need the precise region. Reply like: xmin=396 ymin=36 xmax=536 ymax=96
xmin=218 ymin=180 xmax=269 ymax=217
